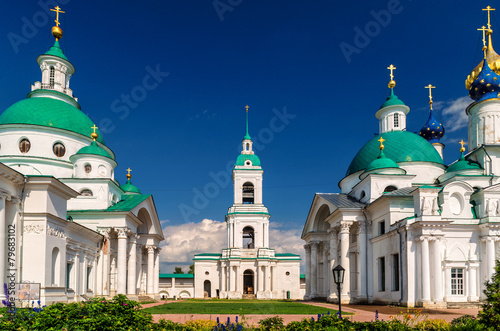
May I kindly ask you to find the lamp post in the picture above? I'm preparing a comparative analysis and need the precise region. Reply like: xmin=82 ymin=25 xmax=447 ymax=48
xmin=332 ymin=264 xmax=345 ymax=318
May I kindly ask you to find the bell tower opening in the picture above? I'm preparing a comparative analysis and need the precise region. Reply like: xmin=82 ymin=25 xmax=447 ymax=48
xmin=242 ymin=182 xmax=254 ymax=204
xmin=243 ymin=226 xmax=255 ymax=249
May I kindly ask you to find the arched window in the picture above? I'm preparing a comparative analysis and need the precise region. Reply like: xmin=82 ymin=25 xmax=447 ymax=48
xmin=243 ymin=226 xmax=255 ymax=249
xmin=245 ymin=143 xmax=249 ymax=151
xmin=80 ymin=189 xmax=93 ymax=197
xmin=394 ymin=113 xmax=399 ymax=128
xmin=84 ymin=164 xmax=92 ymax=173
xmin=51 ymin=247 xmax=60 ymax=286
xmin=384 ymin=185 xmax=398 ymax=193
xmin=242 ymin=182 xmax=254 ymax=204
xmin=49 ymin=66 xmax=55 ymax=86
xmin=53 ymin=142 xmax=65 ymax=157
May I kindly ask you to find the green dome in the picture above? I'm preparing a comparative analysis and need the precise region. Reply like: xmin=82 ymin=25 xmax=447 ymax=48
xmin=44 ymin=40 xmax=68 ymax=61
xmin=235 ymin=154 xmax=261 ymax=166
xmin=446 ymin=154 xmax=482 ymax=173
xmin=346 ymin=131 xmax=444 ymax=176
xmin=75 ymin=141 xmax=113 ymax=160
xmin=0 ymin=96 xmax=105 ymax=144
xmin=120 ymin=180 xmax=141 ymax=194
xmin=365 ymin=150 xmax=400 ymax=172
xmin=379 ymin=89 xmax=406 ymax=109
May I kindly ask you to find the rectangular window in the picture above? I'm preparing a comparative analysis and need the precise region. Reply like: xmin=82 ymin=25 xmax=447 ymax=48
xmin=392 ymin=254 xmax=400 ymax=291
xmin=451 ymin=268 xmax=464 ymax=295
xmin=378 ymin=221 xmax=386 ymax=236
xmin=66 ymin=263 xmax=73 ymax=289
xmin=394 ymin=113 xmax=399 ymax=128
xmin=378 ymin=257 xmax=386 ymax=291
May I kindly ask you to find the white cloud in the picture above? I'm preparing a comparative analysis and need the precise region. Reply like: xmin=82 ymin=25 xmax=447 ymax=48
xmin=160 ymin=219 xmax=305 ymax=265
xmin=434 ymin=96 xmax=471 ymax=133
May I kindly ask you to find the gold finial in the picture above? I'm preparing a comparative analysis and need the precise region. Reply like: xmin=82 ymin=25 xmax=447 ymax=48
xmin=425 ymin=84 xmax=436 ymax=110
xmin=245 ymin=105 xmax=249 ymax=112
xmin=478 ymin=26 xmax=488 ymax=58
xmin=91 ymin=124 xmax=98 ymax=141
xmin=126 ymin=168 xmax=132 ymax=180
xmin=459 ymin=140 xmax=466 ymax=153
xmin=378 ymin=137 xmax=385 ymax=150
xmin=50 ymin=6 xmax=65 ymax=41
xmin=387 ymin=64 xmax=396 ymax=88
xmin=483 ymin=6 xmax=496 ymax=31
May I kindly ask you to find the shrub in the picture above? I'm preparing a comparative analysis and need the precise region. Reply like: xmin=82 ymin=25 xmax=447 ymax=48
xmin=450 ymin=314 xmax=476 ymax=326
xmin=259 ymin=316 xmax=284 ymax=330
xmin=414 ymin=318 xmax=450 ymax=331
xmin=478 ymin=260 xmax=500 ymax=329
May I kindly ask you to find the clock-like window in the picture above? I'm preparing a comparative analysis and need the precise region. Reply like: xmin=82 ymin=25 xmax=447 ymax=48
xmin=84 ymin=164 xmax=92 ymax=173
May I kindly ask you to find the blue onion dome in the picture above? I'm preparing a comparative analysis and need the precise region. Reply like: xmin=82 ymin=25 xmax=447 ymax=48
xmin=469 ymin=58 xmax=500 ymax=102
xmin=419 ymin=109 xmax=445 ymax=143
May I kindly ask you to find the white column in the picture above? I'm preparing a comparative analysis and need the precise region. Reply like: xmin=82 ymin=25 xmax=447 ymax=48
xmin=304 ymin=244 xmax=311 ymax=297
xmin=0 ymin=195 xmax=7 ymax=293
xmin=147 ymin=246 xmax=155 ymax=295
xmin=339 ymin=222 xmax=351 ymax=299
xmin=421 ymin=237 xmax=431 ymax=303
xmin=229 ymin=265 xmax=234 ymax=291
xmin=328 ymin=230 xmax=338 ymax=300
xmin=154 ymin=248 xmax=160 ymax=294
xmin=117 ymin=228 xmax=128 ymax=295
xmin=74 ymin=254 xmax=80 ymax=294
xmin=127 ymin=235 xmax=137 ymax=295
xmin=222 ymin=266 xmax=226 ymax=292
xmin=432 ymin=239 xmax=443 ymax=303
xmin=310 ymin=242 xmax=318 ymax=297
xmin=101 ymin=230 xmax=110 ymax=296
xmin=358 ymin=225 xmax=367 ymax=301
xmin=136 ymin=245 xmax=143 ymax=293
xmin=265 ymin=265 xmax=271 ymax=292
xmin=487 ymin=238 xmax=496 ymax=280
xmin=96 ymin=246 xmax=103 ymax=295
xmin=257 ymin=265 xmax=263 ymax=292
xmin=323 ymin=243 xmax=329 ymax=297
xmin=236 ymin=265 xmax=241 ymax=292
xmin=264 ymin=223 xmax=269 ymax=247
xmin=468 ymin=264 xmax=478 ymax=301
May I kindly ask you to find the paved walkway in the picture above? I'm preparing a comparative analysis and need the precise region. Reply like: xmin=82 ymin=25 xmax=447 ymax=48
xmin=143 ymin=300 xmax=480 ymax=326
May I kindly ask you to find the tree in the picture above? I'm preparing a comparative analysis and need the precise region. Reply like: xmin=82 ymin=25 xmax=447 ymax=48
xmin=188 ymin=264 xmax=194 ymax=274
xmin=173 ymin=267 xmax=184 ymax=274
xmin=479 ymin=259 xmax=500 ymax=328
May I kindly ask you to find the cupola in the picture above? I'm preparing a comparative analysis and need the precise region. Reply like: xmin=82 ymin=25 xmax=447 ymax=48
xmin=419 ymin=84 xmax=445 ymax=158
xmin=120 ymin=168 xmax=142 ymax=194
xmin=360 ymin=137 xmax=406 ymax=180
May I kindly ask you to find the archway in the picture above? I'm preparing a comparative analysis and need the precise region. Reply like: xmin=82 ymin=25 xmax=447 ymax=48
xmin=243 ymin=269 xmax=254 ymax=294
xmin=242 ymin=182 xmax=254 ymax=204
xmin=243 ymin=226 xmax=255 ymax=248
xmin=204 ymin=280 xmax=211 ymax=297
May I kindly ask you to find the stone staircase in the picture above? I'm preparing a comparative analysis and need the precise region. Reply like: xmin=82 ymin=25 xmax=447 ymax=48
xmin=242 ymin=294 xmax=256 ymax=300
xmin=446 ymin=301 xmax=482 ymax=309
xmin=138 ymin=295 xmax=155 ymax=302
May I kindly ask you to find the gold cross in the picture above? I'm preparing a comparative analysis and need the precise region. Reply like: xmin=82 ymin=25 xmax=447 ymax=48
xmin=483 ymin=6 xmax=496 ymax=30
xmin=459 ymin=140 xmax=466 ymax=153
xmin=91 ymin=124 xmax=98 ymax=134
xmin=387 ymin=64 xmax=396 ymax=80
xmin=50 ymin=6 xmax=65 ymax=27
xmin=378 ymin=137 xmax=385 ymax=150
xmin=245 ymin=105 xmax=249 ymax=112
xmin=425 ymin=84 xmax=436 ymax=110
xmin=126 ymin=168 xmax=132 ymax=175
xmin=478 ymin=26 xmax=488 ymax=56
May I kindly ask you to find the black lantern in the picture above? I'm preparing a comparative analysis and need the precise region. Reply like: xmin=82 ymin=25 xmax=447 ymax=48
xmin=332 ymin=264 xmax=345 ymax=318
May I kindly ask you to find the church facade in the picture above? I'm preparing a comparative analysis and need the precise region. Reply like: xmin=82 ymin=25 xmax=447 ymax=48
xmin=0 ymin=9 xmax=163 ymax=304
xmin=193 ymin=108 xmax=301 ymax=299
xmin=302 ymin=8 xmax=500 ymax=308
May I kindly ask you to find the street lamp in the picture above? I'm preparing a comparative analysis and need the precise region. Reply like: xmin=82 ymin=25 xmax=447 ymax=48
xmin=332 ymin=264 xmax=345 ymax=318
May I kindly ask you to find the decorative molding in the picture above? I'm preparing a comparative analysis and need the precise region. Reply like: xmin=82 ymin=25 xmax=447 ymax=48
xmin=24 ymin=223 xmax=44 ymax=235
xmin=146 ymin=245 xmax=156 ymax=254
xmin=339 ymin=222 xmax=352 ymax=234
xmin=47 ymin=225 xmax=66 ymax=239
xmin=116 ymin=228 xmax=129 ymax=239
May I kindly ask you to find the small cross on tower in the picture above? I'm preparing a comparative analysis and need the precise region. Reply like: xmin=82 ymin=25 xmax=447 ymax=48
xmin=126 ymin=168 xmax=132 ymax=180
xmin=378 ymin=137 xmax=385 ymax=150
xmin=483 ymin=6 xmax=496 ymax=30
xmin=459 ymin=140 xmax=466 ymax=153
xmin=425 ymin=84 xmax=436 ymax=110
xmin=50 ymin=6 xmax=65 ymax=27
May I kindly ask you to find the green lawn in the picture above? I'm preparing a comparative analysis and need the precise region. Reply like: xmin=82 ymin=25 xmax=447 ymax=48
xmin=143 ymin=299 xmax=344 ymax=315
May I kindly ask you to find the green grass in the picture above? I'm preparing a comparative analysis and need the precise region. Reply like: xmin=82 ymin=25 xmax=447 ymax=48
xmin=143 ymin=299 xmax=345 ymax=315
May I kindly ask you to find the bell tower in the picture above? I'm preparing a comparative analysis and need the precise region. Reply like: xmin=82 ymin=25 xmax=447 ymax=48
xmin=226 ymin=106 xmax=270 ymax=249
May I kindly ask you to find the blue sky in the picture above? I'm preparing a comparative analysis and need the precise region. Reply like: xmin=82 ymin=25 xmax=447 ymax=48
xmin=0 ymin=1 xmax=493 ymax=272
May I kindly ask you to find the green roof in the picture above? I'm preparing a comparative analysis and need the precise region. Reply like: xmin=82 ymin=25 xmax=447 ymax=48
xmin=235 ymin=154 xmax=261 ymax=166
xmin=70 ymin=194 xmax=150 ymax=213
xmin=195 ymin=253 xmax=222 ymax=256
xmin=379 ymin=88 xmax=406 ymax=109
xmin=346 ymin=131 xmax=443 ymax=176
xmin=365 ymin=149 xmax=400 ymax=172
xmin=0 ymin=96 xmax=105 ymax=144
xmin=159 ymin=273 xmax=194 ymax=279
xmin=275 ymin=253 xmax=300 ymax=257
xmin=120 ymin=180 xmax=142 ymax=194
xmin=75 ymin=141 xmax=113 ymax=160
xmin=44 ymin=40 xmax=68 ymax=61
xmin=446 ymin=153 xmax=482 ymax=173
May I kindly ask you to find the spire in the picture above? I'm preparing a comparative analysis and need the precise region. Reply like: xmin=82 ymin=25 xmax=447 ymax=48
xmin=126 ymin=167 xmax=132 ymax=180
xmin=378 ymin=64 xmax=406 ymax=109
xmin=459 ymin=139 xmax=466 ymax=158
xmin=244 ymin=105 xmax=251 ymax=140
xmin=419 ymin=84 xmax=445 ymax=143
xmin=91 ymin=124 xmax=98 ymax=141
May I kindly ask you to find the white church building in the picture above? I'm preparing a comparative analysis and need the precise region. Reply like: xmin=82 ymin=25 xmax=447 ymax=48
xmin=0 ymin=8 xmax=164 ymax=304
xmin=193 ymin=108 xmax=301 ymax=299
xmin=302 ymin=7 xmax=500 ymax=308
